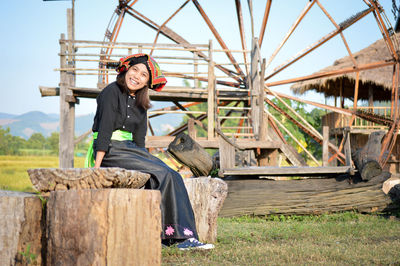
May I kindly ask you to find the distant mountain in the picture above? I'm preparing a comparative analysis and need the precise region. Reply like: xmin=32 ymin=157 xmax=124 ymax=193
xmin=0 ymin=110 xmax=182 ymax=139
xmin=0 ymin=111 xmax=95 ymax=139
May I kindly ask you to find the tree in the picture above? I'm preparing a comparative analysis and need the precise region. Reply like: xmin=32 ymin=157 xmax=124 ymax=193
xmin=268 ymin=98 xmax=323 ymax=160
xmin=0 ymin=126 xmax=25 ymax=155
xmin=46 ymin=132 xmax=59 ymax=155
xmin=27 ymin=133 xmax=47 ymax=150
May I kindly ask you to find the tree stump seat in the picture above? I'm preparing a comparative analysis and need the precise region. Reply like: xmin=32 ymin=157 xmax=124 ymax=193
xmin=27 ymin=167 xmax=151 ymax=194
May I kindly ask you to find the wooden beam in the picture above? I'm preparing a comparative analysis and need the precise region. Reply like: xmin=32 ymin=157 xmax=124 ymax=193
xmin=265 ymin=7 xmax=373 ymax=81
xmin=222 ymin=166 xmax=352 ymax=176
xmin=191 ymin=0 xmax=244 ymax=77
xmin=266 ymin=0 xmax=315 ymax=68
xmin=266 ymin=60 xmax=394 ymax=87
xmin=258 ymin=0 xmax=272 ymax=48
xmin=235 ymin=0 xmax=249 ymax=75
xmin=207 ymin=40 xmax=215 ymax=140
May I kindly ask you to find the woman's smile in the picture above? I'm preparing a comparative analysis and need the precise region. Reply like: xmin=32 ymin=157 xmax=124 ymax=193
xmin=125 ymin=63 xmax=149 ymax=94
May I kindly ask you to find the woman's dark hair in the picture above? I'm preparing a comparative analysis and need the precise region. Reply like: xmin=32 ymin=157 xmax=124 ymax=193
xmin=116 ymin=71 xmax=152 ymax=110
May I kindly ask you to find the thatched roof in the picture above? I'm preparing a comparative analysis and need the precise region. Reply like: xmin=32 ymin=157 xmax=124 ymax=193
xmin=290 ymin=34 xmax=399 ymax=101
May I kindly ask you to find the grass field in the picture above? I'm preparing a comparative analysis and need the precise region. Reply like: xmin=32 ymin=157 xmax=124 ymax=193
xmin=0 ymin=155 xmax=84 ymax=192
xmin=163 ymin=213 xmax=400 ymax=265
xmin=1 ymin=155 xmax=399 ymax=264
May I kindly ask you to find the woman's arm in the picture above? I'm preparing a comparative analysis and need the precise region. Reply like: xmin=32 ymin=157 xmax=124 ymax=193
xmin=94 ymin=151 xmax=106 ymax=168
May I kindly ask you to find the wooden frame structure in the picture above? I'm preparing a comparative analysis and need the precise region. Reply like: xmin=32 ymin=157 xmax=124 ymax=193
xmin=41 ymin=0 xmax=399 ymax=176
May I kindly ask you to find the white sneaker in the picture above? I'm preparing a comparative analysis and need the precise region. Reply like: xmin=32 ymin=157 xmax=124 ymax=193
xmin=176 ymin=238 xmax=215 ymax=250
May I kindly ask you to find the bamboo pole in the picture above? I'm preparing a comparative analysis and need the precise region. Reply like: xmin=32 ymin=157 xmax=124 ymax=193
xmin=266 ymin=0 xmax=315 ymax=69
xmin=265 ymin=60 xmax=395 ymax=87
xmin=192 ymin=0 xmax=245 ymax=77
xmin=316 ymin=0 xmax=357 ymax=67
xmin=124 ymin=6 xmax=242 ymax=82
xmin=235 ymin=0 xmax=249 ymax=76
xmin=265 ymin=109 xmax=320 ymax=165
xmin=265 ymin=7 xmax=373 ymax=81
xmin=149 ymin=0 xmax=190 ymax=56
xmin=258 ymin=0 xmax=272 ymax=48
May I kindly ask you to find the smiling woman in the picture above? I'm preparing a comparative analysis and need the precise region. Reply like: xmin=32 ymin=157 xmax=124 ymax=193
xmin=85 ymin=53 xmax=214 ymax=250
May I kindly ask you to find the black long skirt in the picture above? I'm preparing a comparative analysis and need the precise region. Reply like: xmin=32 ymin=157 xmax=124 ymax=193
xmin=94 ymin=139 xmax=199 ymax=240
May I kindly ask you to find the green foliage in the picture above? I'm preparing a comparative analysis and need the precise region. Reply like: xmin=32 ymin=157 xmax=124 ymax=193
xmin=46 ymin=132 xmax=59 ymax=155
xmin=268 ymin=99 xmax=325 ymax=160
xmin=26 ymin=133 xmax=47 ymax=150
xmin=19 ymin=244 xmax=37 ymax=265
xmin=0 ymin=126 xmax=26 ymax=155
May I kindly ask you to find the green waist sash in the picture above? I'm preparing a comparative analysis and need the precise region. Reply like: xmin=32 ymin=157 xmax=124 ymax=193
xmin=84 ymin=130 xmax=133 ymax=168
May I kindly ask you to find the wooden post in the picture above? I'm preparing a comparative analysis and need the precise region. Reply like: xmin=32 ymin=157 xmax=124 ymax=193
xmin=207 ymin=40 xmax=215 ymax=140
xmin=250 ymin=37 xmax=261 ymax=137
xmin=194 ymin=52 xmax=199 ymax=88
xmin=323 ymin=126 xmax=329 ymax=166
xmin=218 ymin=135 xmax=235 ymax=170
xmin=344 ymin=127 xmax=352 ymax=167
xmin=59 ymin=32 xmax=75 ymax=168
xmin=258 ymin=59 xmax=266 ymax=139
xmin=188 ymin=118 xmax=197 ymax=139
xmin=46 ymin=189 xmax=161 ymax=265
xmin=368 ymin=86 xmax=374 ymax=112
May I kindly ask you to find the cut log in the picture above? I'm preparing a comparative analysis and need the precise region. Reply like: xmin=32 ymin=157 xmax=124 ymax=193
xmin=352 ymin=131 xmax=385 ymax=181
xmin=183 ymin=177 xmax=228 ymax=243
xmin=220 ymin=172 xmax=398 ymax=217
xmin=27 ymin=167 xmax=150 ymax=193
xmin=0 ymin=191 xmax=44 ymax=266
xmin=168 ymin=133 xmax=214 ymax=177
xmin=46 ymin=189 xmax=161 ymax=265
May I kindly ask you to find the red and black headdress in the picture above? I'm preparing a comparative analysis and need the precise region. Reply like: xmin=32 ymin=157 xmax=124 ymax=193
xmin=116 ymin=53 xmax=167 ymax=91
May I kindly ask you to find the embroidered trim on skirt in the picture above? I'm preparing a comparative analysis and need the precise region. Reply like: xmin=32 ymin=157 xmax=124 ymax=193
xmin=94 ymin=139 xmax=199 ymax=240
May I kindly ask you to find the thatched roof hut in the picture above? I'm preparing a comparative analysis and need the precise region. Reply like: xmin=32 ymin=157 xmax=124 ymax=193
xmin=290 ymin=35 xmax=399 ymax=102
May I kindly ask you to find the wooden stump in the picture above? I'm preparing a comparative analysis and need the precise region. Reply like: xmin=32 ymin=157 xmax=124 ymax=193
xmin=220 ymin=172 xmax=398 ymax=217
xmin=46 ymin=189 xmax=161 ymax=266
xmin=352 ymin=131 xmax=385 ymax=181
xmin=0 ymin=191 xmax=44 ymax=266
xmin=183 ymin=177 xmax=228 ymax=243
xmin=168 ymin=133 xmax=214 ymax=177
xmin=28 ymin=167 xmax=150 ymax=193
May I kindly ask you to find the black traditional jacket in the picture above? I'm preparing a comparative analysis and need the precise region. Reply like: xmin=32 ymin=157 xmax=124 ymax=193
xmin=92 ymin=81 xmax=147 ymax=151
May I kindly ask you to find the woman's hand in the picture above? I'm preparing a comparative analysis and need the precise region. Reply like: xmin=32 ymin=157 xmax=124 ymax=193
xmin=94 ymin=151 xmax=106 ymax=168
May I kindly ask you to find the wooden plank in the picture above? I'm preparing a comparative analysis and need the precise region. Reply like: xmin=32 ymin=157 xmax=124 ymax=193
xmin=145 ymin=136 xmax=281 ymax=149
xmin=323 ymin=126 xmax=329 ymax=166
xmin=222 ymin=166 xmax=353 ymax=176
xmin=218 ymin=135 xmax=235 ymax=171
xmin=220 ymin=171 xmax=395 ymax=217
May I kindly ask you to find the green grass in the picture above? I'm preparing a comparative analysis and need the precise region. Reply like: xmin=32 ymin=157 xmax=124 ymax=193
xmin=1 ymin=156 xmax=399 ymax=264
xmin=0 ymin=155 xmax=85 ymax=192
xmin=163 ymin=213 xmax=400 ymax=265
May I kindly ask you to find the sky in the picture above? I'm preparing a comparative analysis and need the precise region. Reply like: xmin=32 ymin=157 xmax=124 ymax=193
xmin=0 ymin=0 xmax=396 ymax=117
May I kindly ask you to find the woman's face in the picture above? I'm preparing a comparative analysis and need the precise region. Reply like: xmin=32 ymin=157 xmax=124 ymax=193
xmin=125 ymin=63 xmax=150 ymax=93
